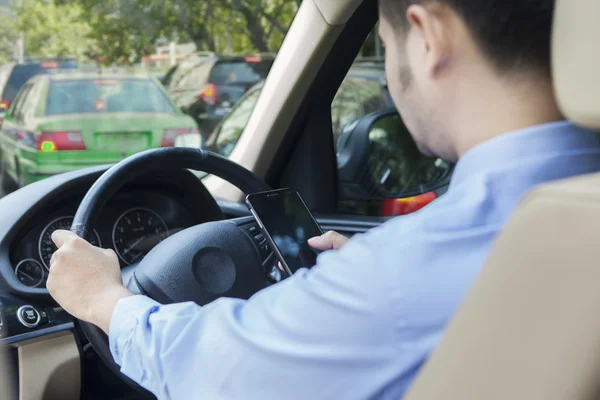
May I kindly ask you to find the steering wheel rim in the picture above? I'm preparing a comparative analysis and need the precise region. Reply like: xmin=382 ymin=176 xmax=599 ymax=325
xmin=70 ymin=148 xmax=271 ymax=397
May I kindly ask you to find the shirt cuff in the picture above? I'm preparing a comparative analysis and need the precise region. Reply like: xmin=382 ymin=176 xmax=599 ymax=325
xmin=108 ymin=295 xmax=161 ymax=365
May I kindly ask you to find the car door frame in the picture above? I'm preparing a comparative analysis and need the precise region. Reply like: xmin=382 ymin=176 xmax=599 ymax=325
xmin=211 ymin=1 xmax=389 ymax=235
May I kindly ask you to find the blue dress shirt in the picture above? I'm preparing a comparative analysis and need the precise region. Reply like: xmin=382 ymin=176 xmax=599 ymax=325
xmin=109 ymin=121 xmax=600 ymax=399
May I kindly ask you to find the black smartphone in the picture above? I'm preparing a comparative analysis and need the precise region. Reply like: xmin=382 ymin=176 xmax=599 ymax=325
xmin=246 ymin=188 xmax=324 ymax=276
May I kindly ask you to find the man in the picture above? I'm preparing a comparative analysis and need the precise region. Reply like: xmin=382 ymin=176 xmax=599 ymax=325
xmin=47 ymin=0 xmax=600 ymax=399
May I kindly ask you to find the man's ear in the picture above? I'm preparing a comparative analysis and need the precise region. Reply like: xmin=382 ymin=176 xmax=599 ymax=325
xmin=406 ymin=4 xmax=452 ymax=77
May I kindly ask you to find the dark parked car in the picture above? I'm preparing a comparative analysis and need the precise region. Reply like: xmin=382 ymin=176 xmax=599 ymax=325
xmin=0 ymin=57 xmax=78 ymax=110
xmin=165 ymin=54 xmax=275 ymax=140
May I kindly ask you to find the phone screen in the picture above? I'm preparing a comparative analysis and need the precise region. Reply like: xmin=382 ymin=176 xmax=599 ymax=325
xmin=247 ymin=189 xmax=323 ymax=274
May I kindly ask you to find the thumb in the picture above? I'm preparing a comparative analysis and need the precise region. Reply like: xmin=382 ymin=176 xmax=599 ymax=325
xmin=51 ymin=229 xmax=78 ymax=248
xmin=308 ymin=231 xmax=346 ymax=251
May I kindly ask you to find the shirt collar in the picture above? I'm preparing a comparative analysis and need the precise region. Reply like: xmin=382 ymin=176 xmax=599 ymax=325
xmin=449 ymin=121 xmax=600 ymax=187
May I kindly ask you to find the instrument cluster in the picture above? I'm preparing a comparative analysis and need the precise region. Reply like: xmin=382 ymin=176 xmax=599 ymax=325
xmin=11 ymin=189 xmax=195 ymax=288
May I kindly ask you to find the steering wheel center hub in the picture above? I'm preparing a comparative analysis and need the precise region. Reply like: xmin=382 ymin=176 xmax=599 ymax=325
xmin=193 ymin=248 xmax=237 ymax=294
xmin=132 ymin=221 xmax=264 ymax=305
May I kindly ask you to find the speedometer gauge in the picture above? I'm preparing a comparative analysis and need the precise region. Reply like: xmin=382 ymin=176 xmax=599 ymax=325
xmin=112 ymin=208 xmax=169 ymax=265
xmin=15 ymin=259 xmax=45 ymax=287
xmin=39 ymin=216 xmax=101 ymax=270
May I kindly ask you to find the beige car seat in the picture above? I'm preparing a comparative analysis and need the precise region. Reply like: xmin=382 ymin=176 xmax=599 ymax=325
xmin=403 ymin=0 xmax=600 ymax=399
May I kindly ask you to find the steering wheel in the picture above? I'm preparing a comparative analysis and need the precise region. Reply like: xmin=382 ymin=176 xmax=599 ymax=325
xmin=70 ymin=148 xmax=272 ymax=397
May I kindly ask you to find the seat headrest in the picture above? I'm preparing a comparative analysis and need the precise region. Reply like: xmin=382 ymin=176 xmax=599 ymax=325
xmin=553 ymin=0 xmax=600 ymax=129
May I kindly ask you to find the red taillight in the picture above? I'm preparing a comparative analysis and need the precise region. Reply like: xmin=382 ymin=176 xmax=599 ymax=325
xmin=200 ymin=84 xmax=217 ymax=106
xmin=381 ymin=191 xmax=438 ymax=217
xmin=38 ymin=131 xmax=86 ymax=151
xmin=161 ymin=128 xmax=201 ymax=147
xmin=93 ymin=79 xmax=118 ymax=85
xmin=244 ymin=55 xmax=262 ymax=63
xmin=40 ymin=61 xmax=58 ymax=68
xmin=0 ymin=100 xmax=10 ymax=109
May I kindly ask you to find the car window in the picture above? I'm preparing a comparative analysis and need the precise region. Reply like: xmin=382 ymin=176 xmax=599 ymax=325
xmin=10 ymin=83 xmax=33 ymax=121
xmin=333 ymin=61 xmax=445 ymax=217
xmin=212 ymin=88 xmax=261 ymax=157
xmin=45 ymin=78 xmax=177 ymax=115
xmin=331 ymin=80 xmax=362 ymax=140
xmin=1 ymin=62 xmax=77 ymax=104
xmin=178 ymin=62 xmax=212 ymax=89
xmin=202 ymin=72 xmax=383 ymax=163
xmin=169 ymin=64 xmax=192 ymax=90
xmin=353 ymin=77 xmax=387 ymax=115
xmin=21 ymin=80 xmax=41 ymax=119
xmin=209 ymin=60 xmax=273 ymax=86
xmin=0 ymin=1 xmax=301 ymax=194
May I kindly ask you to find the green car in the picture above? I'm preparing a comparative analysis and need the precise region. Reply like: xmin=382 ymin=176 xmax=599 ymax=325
xmin=0 ymin=72 xmax=200 ymax=190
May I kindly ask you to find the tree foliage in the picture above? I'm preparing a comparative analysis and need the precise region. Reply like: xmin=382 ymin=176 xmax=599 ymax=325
xmin=0 ymin=13 xmax=18 ymax=64
xmin=12 ymin=0 xmax=93 ymax=60
xmin=39 ymin=0 xmax=302 ymax=65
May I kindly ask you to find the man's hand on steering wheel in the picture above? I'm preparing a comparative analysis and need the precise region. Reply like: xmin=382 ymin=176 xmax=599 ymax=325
xmin=47 ymin=230 xmax=132 ymax=334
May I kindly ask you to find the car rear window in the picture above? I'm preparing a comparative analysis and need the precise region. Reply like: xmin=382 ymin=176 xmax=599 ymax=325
xmin=1 ymin=62 xmax=77 ymax=103
xmin=45 ymin=78 xmax=177 ymax=115
xmin=209 ymin=60 xmax=273 ymax=86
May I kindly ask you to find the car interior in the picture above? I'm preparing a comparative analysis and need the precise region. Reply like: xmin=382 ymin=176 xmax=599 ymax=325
xmin=0 ymin=0 xmax=598 ymax=399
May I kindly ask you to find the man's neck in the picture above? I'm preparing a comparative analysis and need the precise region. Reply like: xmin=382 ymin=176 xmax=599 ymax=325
xmin=453 ymin=75 xmax=563 ymax=158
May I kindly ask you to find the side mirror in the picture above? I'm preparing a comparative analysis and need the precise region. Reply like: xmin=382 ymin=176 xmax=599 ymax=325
xmin=337 ymin=108 xmax=452 ymax=200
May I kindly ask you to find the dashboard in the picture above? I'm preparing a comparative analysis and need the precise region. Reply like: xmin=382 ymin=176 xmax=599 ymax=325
xmin=9 ymin=184 xmax=217 ymax=289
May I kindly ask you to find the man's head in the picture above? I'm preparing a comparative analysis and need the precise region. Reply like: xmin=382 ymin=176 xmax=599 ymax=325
xmin=378 ymin=0 xmax=557 ymax=161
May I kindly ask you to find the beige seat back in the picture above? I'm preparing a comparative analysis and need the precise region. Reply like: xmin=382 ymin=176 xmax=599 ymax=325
xmin=404 ymin=0 xmax=600 ymax=399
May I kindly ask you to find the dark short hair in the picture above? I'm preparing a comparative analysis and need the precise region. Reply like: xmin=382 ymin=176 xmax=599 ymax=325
xmin=378 ymin=0 xmax=556 ymax=75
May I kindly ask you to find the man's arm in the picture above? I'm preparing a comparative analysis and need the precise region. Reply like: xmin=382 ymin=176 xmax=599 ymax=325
xmin=48 ymin=229 xmax=407 ymax=400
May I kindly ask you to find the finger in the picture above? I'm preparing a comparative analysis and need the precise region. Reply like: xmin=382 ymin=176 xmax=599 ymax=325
xmin=308 ymin=232 xmax=336 ymax=250
xmin=330 ymin=234 xmax=348 ymax=250
xmin=51 ymin=229 xmax=78 ymax=248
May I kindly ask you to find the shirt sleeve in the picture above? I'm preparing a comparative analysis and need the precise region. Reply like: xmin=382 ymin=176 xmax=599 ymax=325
xmin=108 ymin=228 xmax=407 ymax=400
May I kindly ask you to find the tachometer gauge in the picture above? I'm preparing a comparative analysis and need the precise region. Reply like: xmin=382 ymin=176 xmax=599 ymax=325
xmin=15 ymin=259 xmax=45 ymax=287
xmin=112 ymin=208 xmax=169 ymax=265
xmin=39 ymin=216 xmax=101 ymax=270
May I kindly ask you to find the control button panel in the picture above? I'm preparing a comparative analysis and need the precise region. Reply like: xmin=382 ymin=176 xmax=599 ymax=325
xmin=0 ymin=293 xmax=73 ymax=341
xmin=39 ymin=308 xmax=49 ymax=325
xmin=244 ymin=224 xmax=274 ymax=262
xmin=241 ymin=222 xmax=285 ymax=284
xmin=17 ymin=306 xmax=40 ymax=328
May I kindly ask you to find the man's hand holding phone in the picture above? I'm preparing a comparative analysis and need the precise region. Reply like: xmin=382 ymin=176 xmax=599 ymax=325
xmin=308 ymin=231 xmax=349 ymax=251
xmin=277 ymin=232 xmax=348 ymax=272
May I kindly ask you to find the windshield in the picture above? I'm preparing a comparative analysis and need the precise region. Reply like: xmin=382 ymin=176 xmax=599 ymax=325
xmin=0 ymin=0 xmax=299 ymax=192
xmin=46 ymin=79 xmax=176 ymax=115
